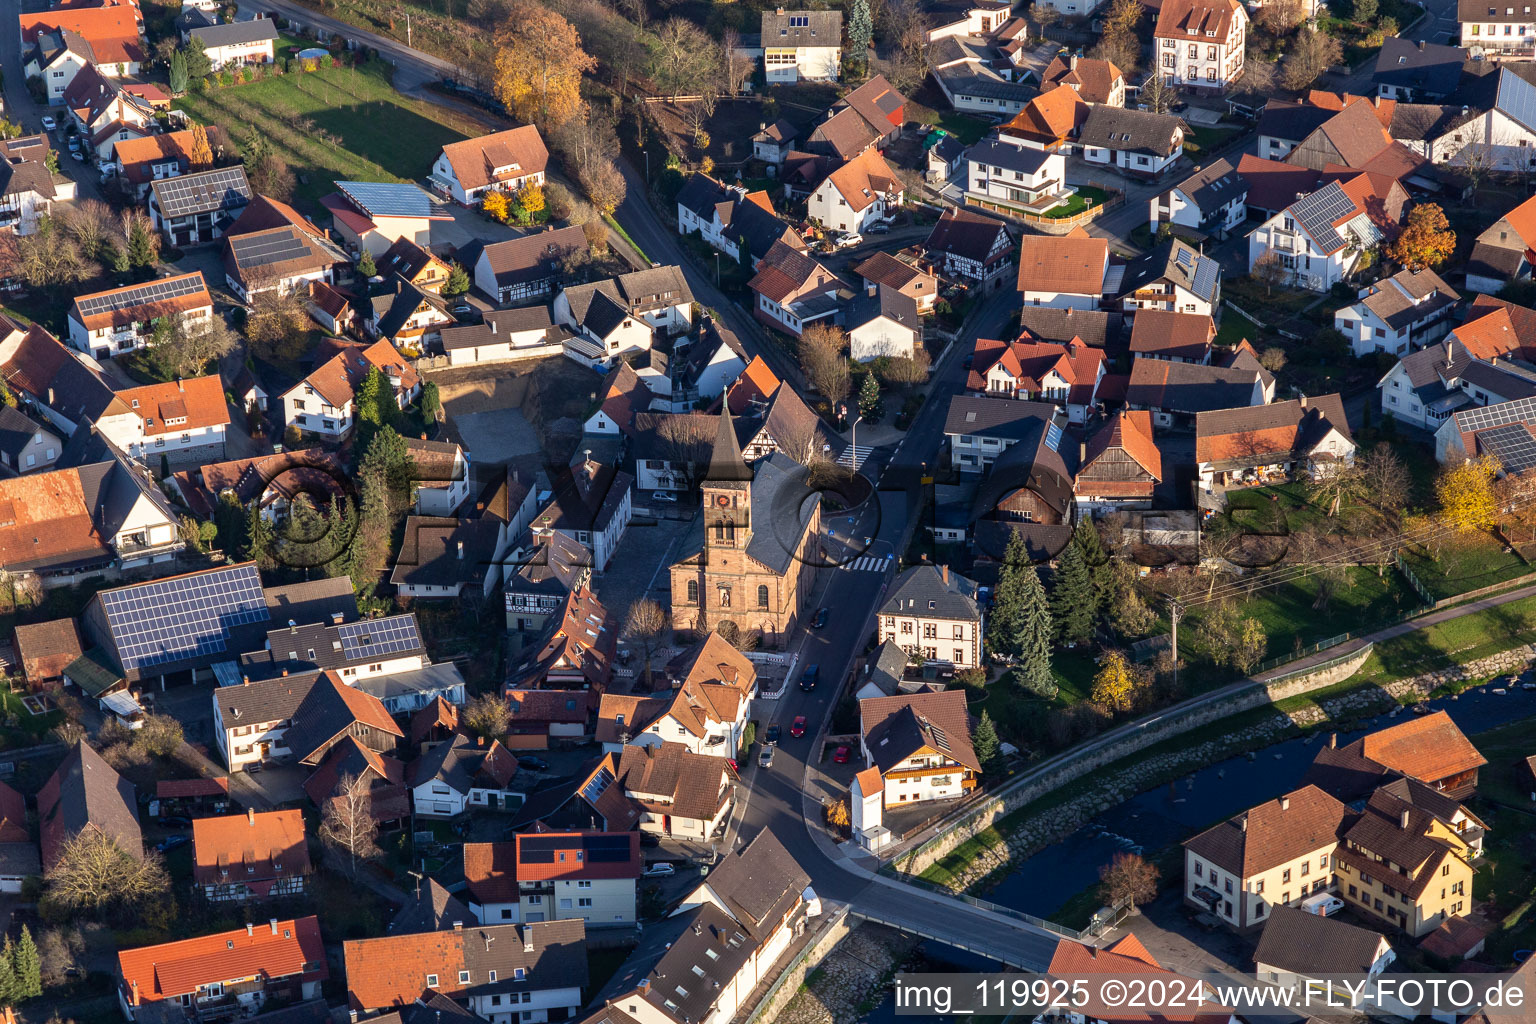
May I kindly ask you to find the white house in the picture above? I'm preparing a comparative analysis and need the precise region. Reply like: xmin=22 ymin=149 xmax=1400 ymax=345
xmin=472 ymin=225 xmax=587 ymax=307
xmin=807 ymin=147 xmax=904 ymax=235
xmin=149 ymin=165 xmax=251 ymax=248
xmin=847 ymin=282 xmax=920 ymax=362
xmin=1247 ymin=174 xmax=1407 ymax=292
xmin=1335 ymin=267 xmax=1460 ymax=357
xmin=24 ymin=30 xmax=93 ymax=104
xmin=1118 ymin=238 xmax=1223 ymax=318
xmin=0 ymin=135 xmax=71 ymax=237
xmin=530 ymin=455 xmax=634 ymax=573
xmin=406 ymin=437 xmax=472 ymax=517
xmin=322 ymin=180 xmax=451 ymax=259
xmin=464 ymin=832 xmax=640 ymax=927
xmin=1255 ymin=905 xmax=1395 ymax=994
xmin=924 ymin=207 xmax=1016 ymax=289
xmin=925 ymin=0 xmax=1013 ymax=40
xmin=430 ymin=125 xmax=549 ymax=207
xmin=1460 ymin=0 xmax=1536 ymax=52
xmin=1467 ymin=193 xmax=1536 ymax=294
xmin=761 ymin=8 xmax=842 ymax=83
xmin=747 ymin=240 xmax=845 ymax=337
xmin=1195 ymin=395 xmax=1355 ymax=490
xmin=67 ymin=272 xmax=213 ymax=360
xmin=223 ymin=196 xmax=347 ymax=302
xmin=211 ymin=670 xmax=403 ymax=774
xmin=1079 ymin=106 xmax=1188 ymax=178
xmin=1378 ymin=338 xmax=1536 ymax=431
xmin=1150 ymin=158 xmax=1247 ymax=237
xmin=115 ymin=375 xmax=229 ymax=471
xmin=0 ymin=407 xmax=63 ymax=476
xmin=441 ymin=306 xmax=568 ymax=367
xmin=876 ymin=564 xmax=984 ymax=670
xmin=1017 ymin=227 xmax=1109 ymax=310
xmin=674 ymin=174 xmax=804 ymax=267
xmin=409 ymin=732 xmax=522 ymax=817
xmin=964 ymin=137 xmax=1074 ymax=216
xmin=277 ymin=338 xmax=421 ymax=440
xmin=859 ymin=687 xmax=981 ymax=805
xmin=1154 ymin=0 xmax=1248 ymax=93
xmin=188 ymin=20 xmax=277 ymax=69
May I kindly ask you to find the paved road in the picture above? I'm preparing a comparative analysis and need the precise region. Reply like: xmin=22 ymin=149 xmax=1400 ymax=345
xmin=239 ymin=0 xmax=469 ymax=90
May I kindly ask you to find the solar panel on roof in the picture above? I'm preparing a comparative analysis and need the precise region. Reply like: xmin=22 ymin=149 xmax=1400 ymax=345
xmin=581 ymin=766 xmax=614 ymax=804
xmin=152 ymin=166 xmax=252 ymax=220
xmin=1175 ymin=247 xmax=1194 ymax=268
xmin=1291 ymin=184 xmax=1355 ymax=252
xmin=1457 ymin=395 xmax=1536 ymax=432
xmin=585 ymin=835 xmax=633 ymax=862
xmin=1476 ymin=421 xmax=1536 ymax=475
xmin=335 ymin=180 xmax=436 ymax=219
xmin=337 ymin=615 xmax=422 ymax=661
xmin=230 ymin=230 xmax=312 ymax=270
xmin=76 ymin=274 xmax=207 ymax=320
xmin=99 ymin=564 xmax=269 ymax=672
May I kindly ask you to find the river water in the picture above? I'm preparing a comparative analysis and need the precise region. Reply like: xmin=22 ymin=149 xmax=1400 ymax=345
xmin=981 ymin=683 xmax=1536 ymax=920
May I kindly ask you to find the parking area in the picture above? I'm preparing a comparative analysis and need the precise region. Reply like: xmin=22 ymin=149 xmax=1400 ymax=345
xmin=426 ymin=195 xmax=525 ymax=258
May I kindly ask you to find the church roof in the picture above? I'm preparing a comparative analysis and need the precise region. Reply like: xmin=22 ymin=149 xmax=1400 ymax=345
xmin=707 ymin=406 xmax=753 ymax=486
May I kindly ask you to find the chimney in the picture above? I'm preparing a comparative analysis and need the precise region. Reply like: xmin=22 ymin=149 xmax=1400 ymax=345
xmin=1241 ymin=815 xmax=1247 ymax=832
xmin=281 ymin=669 xmax=288 ymax=677
xmin=941 ymin=565 xmax=949 ymax=584
xmin=269 ymin=918 xmax=278 ymax=935
xmin=1418 ymin=38 xmax=1425 ymax=48
xmin=1298 ymin=395 xmax=1307 ymax=409
xmin=420 ymin=432 xmax=427 ymax=441
xmin=1080 ymin=441 xmax=1087 ymax=464
xmin=176 ymin=377 xmax=185 ymax=392
xmin=522 ymin=925 xmax=535 ymax=953
xmin=776 ymin=5 xmax=784 ymax=12
xmin=457 ymin=541 xmax=465 ymax=559
xmin=46 ymin=387 xmax=53 ymax=407
xmin=1329 ymin=732 xmax=1337 ymax=749
xmin=489 ymin=318 xmax=497 ymax=335
xmin=454 ymin=921 xmax=463 ymax=932
xmin=1446 ymin=339 xmax=1455 ymax=363
xmin=1280 ymin=795 xmax=1290 ymax=811
xmin=289 ymin=619 xmax=297 ymax=633
xmin=760 ymin=122 xmax=766 ymax=132
xmin=331 ymin=611 xmax=344 ymax=625
xmin=246 ymin=923 xmax=254 ymax=936
xmin=1070 ymin=54 xmax=1079 ymax=69
xmin=247 ymin=807 xmax=256 ymax=826
xmin=1400 ymin=809 xmax=1410 ymax=829
xmin=866 ymin=279 xmax=877 ymax=297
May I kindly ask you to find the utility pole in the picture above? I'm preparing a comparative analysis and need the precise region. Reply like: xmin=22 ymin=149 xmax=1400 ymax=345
xmin=405 ymin=11 xmax=412 ymax=48
xmin=1169 ymin=600 xmax=1182 ymax=691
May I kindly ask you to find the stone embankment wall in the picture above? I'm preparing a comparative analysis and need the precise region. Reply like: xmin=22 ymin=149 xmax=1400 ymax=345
xmin=769 ymin=923 xmax=919 ymax=1024
xmin=898 ymin=644 xmax=1375 ymax=880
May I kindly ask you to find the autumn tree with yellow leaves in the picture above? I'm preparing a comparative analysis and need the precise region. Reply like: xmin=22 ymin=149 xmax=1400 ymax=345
xmin=481 ymin=190 xmax=511 ymax=223
xmin=1090 ymin=649 xmax=1139 ymax=713
xmin=1386 ymin=203 xmax=1456 ymax=271
xmin=493 ymin=0 xmax=596 ymax=132
xmin=1436 ymin=456 xmax=1499 ymax=533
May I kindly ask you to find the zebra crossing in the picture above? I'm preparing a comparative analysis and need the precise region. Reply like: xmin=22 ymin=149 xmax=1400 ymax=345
xmin=842 ymin=554 xmax=892 ymax=573
xmin=837 ymin=444 xmax=874 ymax=470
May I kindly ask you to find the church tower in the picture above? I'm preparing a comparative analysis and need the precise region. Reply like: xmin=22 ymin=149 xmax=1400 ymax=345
xmin=701 ymin=405 xmax=753 ymax=552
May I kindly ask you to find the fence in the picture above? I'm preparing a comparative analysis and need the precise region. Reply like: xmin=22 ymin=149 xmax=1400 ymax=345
xmin=1427 ymin=570 xmax=1536 ymax=610
xmin=966 ymin=192 xmax=1125 ymax=234
xmin=737 ymin=905 xmax=852 ymax=1024
xmin=1259 ymin=641 xmax=1376 ymax=688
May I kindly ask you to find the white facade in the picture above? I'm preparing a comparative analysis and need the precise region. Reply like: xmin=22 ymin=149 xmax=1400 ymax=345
xmin=227 ymin=263 xmax=331 ymax=304
xmin=764 ymin=45 xmax=840 ymax=83
xmin=1150 ymin=180 xmax=1247 ymax=234
xmin=849 ymin=313 xmax=919 ymax=362
xmin=877 ymin=612 xmax=982 ymax=669
xmin=1336 ymin=293 xmax=1456 ymax=359
xmin=1461 ymin=15 xmax=1536 ymax=50
xmin=430 ymin=154 xmax=544 ymax=208
xmin=202 ymin=38 xmax=275 ymax=70
xmin=965 ymin=145 xmax=1069 ymax=214
xmin=68 ymin=300 xmax=214 ymax=359
xmin=464 ymin=984 xmax=583 ymax=1024
xmin=1248 ymin=212 xmax=1358 ymax=292
xmin=807 ymin=176 xmax=898 ymax=235
xmin=414 ymin=448 xmax=472 ymax=517
xmin=472 ymin=879 xmax=637 ymax=928
xmin=1154 ymin=4 xmax=1247 ymax=92
xmin=1082 ymin=139 xmax=1184 ymax=177
xmin=602 ymin=704 xmax=748 ymax=758
xmin=1020 ymin=287 xmax=1100 ymax=311
xmin=29 ymin=50 xmax=90 ymax=104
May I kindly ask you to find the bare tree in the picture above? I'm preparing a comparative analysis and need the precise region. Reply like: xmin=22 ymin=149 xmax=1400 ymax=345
xmin=1259 ymin=346 xmax=1287 ymax=372
xmin=1242 ymin=45 xmax=1277 ymax=93
xmin=623 ymin=597 xmax=668 ymax=688
xmin=150 ymin=310 xmax=238 ymax=379
xmin=59 ymin=199 xmax=119 ymax=263
xmin=1256 ymin=0 xmax=1306 ymax=32
xmin=1099 ymin=851 xmax=1160 ymax=913
xmin=651 ymin=18 xmax=720 ymax=100
xmin=45 ymin=828 xmax=170 ymax=914
xmin=1280 ymin=28 xmax=1343 ymax=92
xmin=463 ymin=693 xmax=512 ymax=740
xmin=132 ymin=714 xmax=184 ymax=757
xmin=1359 ymin=443 xmax=1411 ymax=523
xmin=39 ymin=926 xmax=85 ymax=988
xmin=1139 ymin=74 xmax=1174 ymax=115
xmin=1251 ymin=249 xmax=1288 ymax=295
xmin=318 ymin=772 xmax=382 ymax=879
xmin=881 ymin=347 xmax=931 ymax=385
xmin=799 ymin=323 xmax=852 ymax=406
xmin=579 ymin=160 xmax=626 ymax=217
xmin=721 ymin=27 xmax=752 ymax=97
xmin=245 ymin=283 xmax=311 ymax=364
xmin=247 ymin=153 xmax=297 ymax=202
xmin=16 ymin=217 xmax=89 ymax=292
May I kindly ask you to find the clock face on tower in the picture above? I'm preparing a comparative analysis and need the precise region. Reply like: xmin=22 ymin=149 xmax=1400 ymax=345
xmin=715 ymin=495 xmax=730 ymax=507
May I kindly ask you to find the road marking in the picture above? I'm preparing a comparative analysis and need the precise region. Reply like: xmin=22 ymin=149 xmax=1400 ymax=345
xmin=843 ymin=555 xmax=892 ymax=573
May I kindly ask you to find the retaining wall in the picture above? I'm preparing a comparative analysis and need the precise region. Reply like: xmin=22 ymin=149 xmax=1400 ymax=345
xmin=895 ymin=643 xmax=1374 ymax=877
xmin=738 ymin=906 xmax=854 ymax=1024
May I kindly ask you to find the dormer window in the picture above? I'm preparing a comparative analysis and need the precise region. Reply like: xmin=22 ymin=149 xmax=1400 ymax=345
xmin=131 ymin=399 xmax=139 ymax=408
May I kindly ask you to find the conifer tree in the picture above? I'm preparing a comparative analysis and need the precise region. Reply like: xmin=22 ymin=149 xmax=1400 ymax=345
xmin=986 ymin=530 xmax=1031 ymax=656
xmin=357 ymin=248 xmax=376 ymax=277
xmin=1014 ymin=560 xmax=1056 ymax=698
xmin=973 ymin=710 xmax=1002 ymax=773
xmin=1051 ymin=541 xmax=1096 ymax=646
xmin=13 ymin=925 xmax=40 ymax=1000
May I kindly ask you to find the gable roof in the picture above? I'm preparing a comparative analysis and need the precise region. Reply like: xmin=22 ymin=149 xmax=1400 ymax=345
xmin=614 ymin=741 xmax=734 ymax=822
xmin=1017 ymin=227 xmax=1107 ymax=295
xmin=517 ymin=830 xmax=642 ymax=881
xmin=696 ymin=828 xmax=810 ymax=936
xmin=298 ymin=337 xmax=419 ymax=410
xmin=1042 ymin=55 xmax=1124 ymax=104
xmin=820 ymin=147 xmax=902 ymax=214
xmin=1235 ymin=153 xmax=1324 ymax=215
xmin=116 ymin=374 xmax=230 ymax=437
xmin=926 ymin=206 xmax=1012 ymax=264
xmin=1184 ymin=784 xmax=1348 ymax=878
xmin=1155 ymin=0 xmax=1243 ymax=39
xmin=477 ymin=225 xmax=587 ymax=287
xmin=1356 ymin=266 xmax=1459 ymax=331
xmin=18 ymin=6 xmax=143 ymax=63
xmin=279 ymin=670 xmax=402 ymax=765
xmin=14 ymin=617 xmax=83 ymax=685
xmin=860 ymin=688 xmax=980 ymax=774
xmin=192 ymin=808 xmax=310 ymax=887
xmin=760 ymin=8 xmax=841 ymax=45
xmin=1372 ymin=37 xmax=1467 ymax=96
xmin=1130 ymin=310 xmax=1215 ymax=361
xmin=390 ymin=878 xmax=474 ymax=935
xmin=1169 ymin=157 xmax=1245 ymax=212
xmin=439 ymin=126 xmax=549 ymax=192
xmin=190 ymin=18 xmax=278 ymax=47
xmin=463 ymin=840 xmax=521 ymax=904
xmin=1017 ymin=306 xmax=1111 ymax=347
xmin=1080 ymin=409 xmax=1162 ymax=483
xmin=1194 ymin=394 xmax=1352 ymax=466
xmin=1351 ymin=709 xmax=1486 ymax=783
xmin=1127 ymin=358 xmax=1262 ymax=415
xmin=38 ymin=740 xmax=141 ymax=869
xmin=1080 ymin=106 xmax=1187 ymax=157
xmin=1001 ymin=84 xmax=1089 ymax=145
xmin=112 ymin=128 xmax=229 ymax=187
xmin=119 ymin=917 xmax=327 ymax=1006
xmin=747 ymin=241 xmax=840 ymax=303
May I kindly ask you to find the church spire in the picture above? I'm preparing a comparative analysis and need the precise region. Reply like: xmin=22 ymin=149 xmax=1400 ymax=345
xmin=707 ymin=404 xmax=753 ymax=484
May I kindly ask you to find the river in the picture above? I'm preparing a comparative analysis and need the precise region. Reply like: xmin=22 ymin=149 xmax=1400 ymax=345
xmin=983 ymin=683 xmax=1536 ymax=920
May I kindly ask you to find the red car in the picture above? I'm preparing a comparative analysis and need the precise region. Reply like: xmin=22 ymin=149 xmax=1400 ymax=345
xmin=789 ymin=715 xmax=807 ymax=738
xmin=833 ymin=746 xmax=851 ymax=764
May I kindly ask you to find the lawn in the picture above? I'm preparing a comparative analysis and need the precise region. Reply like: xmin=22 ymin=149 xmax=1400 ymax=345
xmin=1042 ymin=186 xmax=1110 ymax=220
xmin=1223 ymin=482 xmax=1331 ymax=534
xmin=937 ymin=112 xmax=994 ymax=145
xmin=1350 ymin=593 xmax=1536 ymax=689
xmin=1399 ymin=529 xmax=1533 ymax=601
xmin=173 ymin=60 xmax=482 ymax=212
xmin=1215 ymin=305 xmax=1266 ymax=347
xmin=1465 ymin=718 xmax=1536 ymax=964
xmin=1221 ymin=276 xmax=1319 ymax=319
xmin=1224 ymin=567 xmax=1419 ymax=662
xmin=1182 ymin=123 xmax=1244 ymax=157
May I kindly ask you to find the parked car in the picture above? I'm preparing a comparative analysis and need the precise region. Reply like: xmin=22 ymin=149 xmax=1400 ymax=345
xmin=832 ymin=746 xmax=851 ymax=764
xmin=726 ymin=758 xmax=739 ymax=773
xmin=650 ymin=491 xmax=678 ymax=503
xmin=642 ymin=862 xmax=676 ymax=877
xmin=834 ymin=233 xmax=863 ymax=250
xmin=449 ymin=303 xmax=481 ymax=322
xmin=516 ymin=756 xmax=549 ymax=772
xmin=799 ymin=664 xmax=820 ymax=691
xmin=156 ymin=835 xmax=189 ymax=853
xmin=789 ymin=715 xmax=807 ymax=738
xmin=811 ymin=607 xmax=829 ymax=629
xmin=765 ymin=723 xmax=781 ymax=745
xmin=639 ymin=832 xmax=660 ymax=847
xmin=1302 ymin=893 xmax=1344 ymax=917
xmin=159 ymin=816 xmax=192 ymax=829
xmin=72 ymin=149 xmax=88 ymax=163
xmin=758 ymin=745 xmax=774 ymax=769
xmin=39 ymin=116 xmax=56 ymax=132
xmin=866 ymin=223 xmax=891 ymax=235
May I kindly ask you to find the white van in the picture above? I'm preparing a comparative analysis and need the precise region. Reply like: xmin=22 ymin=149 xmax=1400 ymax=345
xmin=1302 ymin=893 xmax=1344 ymax=917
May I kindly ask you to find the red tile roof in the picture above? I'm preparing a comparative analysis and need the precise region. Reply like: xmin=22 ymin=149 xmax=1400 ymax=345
xmin=1355 ymin=710 xmax=1486 ymax=784
xmin=821 ymin=148 xmax=903 ymax=214
xmin=192 ymin=808 xmax=310 ymax=887
xmin=1129 ymin=310 xmax=1215 ymax=361
xmin=1155 ymin=0 xmax=1243 ymax=40
xmin=515 ymin=830 xmax=641 ymax=881
xmin=13 ymin=617 xmax=83 ymax=686
xmin=116 ymin=374 xmax=230 ymax=437
xmin=71 ymin=272 xmax=212 ymax=331
xmin=725 ymin=356 xmax=783 ymax=415
xmin=463 ymin=841 xmax=520 ymax=903
xmin=440 ymin=126 xmax=549 ymax=192
xmin=19 ymin=7 xmax=144 ymax=63
xmin=118 ymin=917 xmax=327 ymax=1006
xmin=302 ymin=338 xmax=420 ymax=410
xmin=1016 ymin=227 xmax=1108 ymax=296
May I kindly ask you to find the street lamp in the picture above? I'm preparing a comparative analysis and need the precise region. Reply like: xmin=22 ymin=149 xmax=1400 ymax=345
xmin=713 ymin=251 xmax=720 ymax=286
xmin=850 ymin=413 xmax=866 ymax=469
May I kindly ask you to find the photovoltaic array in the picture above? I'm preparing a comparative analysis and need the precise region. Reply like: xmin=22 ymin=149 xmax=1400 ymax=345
xmin=76 ymin=274 xmax=207 ymax=321
xmin=337 ymin=615 xmax=423 ymax=661
xmin=100 ymin=564 xmax=269 ymax=672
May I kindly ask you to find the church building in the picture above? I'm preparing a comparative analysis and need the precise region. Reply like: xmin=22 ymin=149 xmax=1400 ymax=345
xmin=668 ymin=407 xmax=821 ymax=648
